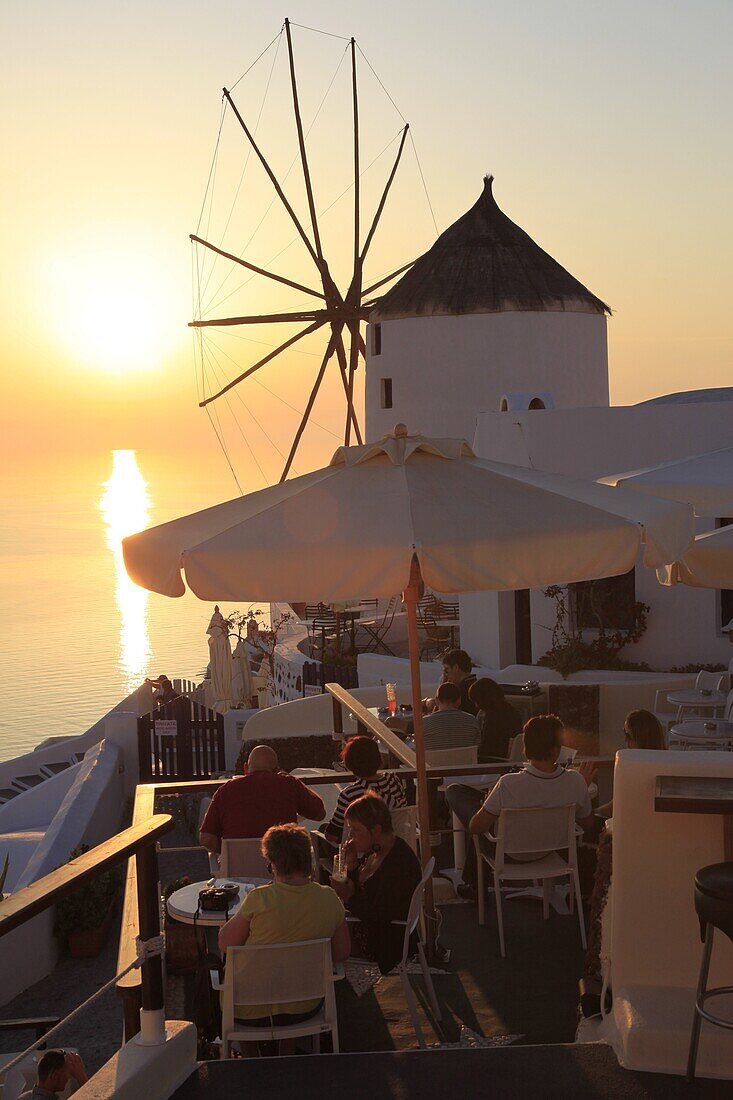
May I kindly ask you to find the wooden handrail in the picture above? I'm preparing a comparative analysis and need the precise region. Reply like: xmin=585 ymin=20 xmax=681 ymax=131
xmin=116 ymin=786 xmax=156 ymax=998
xmin=325 ymin=682 xmax=417 ymax=768
xmin=0 ymin=814 xmax=173 ymax=938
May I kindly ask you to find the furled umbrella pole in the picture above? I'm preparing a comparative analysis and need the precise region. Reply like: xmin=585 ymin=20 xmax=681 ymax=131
xmin=207 ymin=605 xmax=233 ymax=715
xmin=123 ymin=425 xmax=694 ymax=928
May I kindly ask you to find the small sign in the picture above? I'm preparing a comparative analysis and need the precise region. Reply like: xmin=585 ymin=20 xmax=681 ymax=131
xmin=155 ymin=720 xmax=178 ymax=738
xmin=304 ymin=684 xmax=321 ymax=697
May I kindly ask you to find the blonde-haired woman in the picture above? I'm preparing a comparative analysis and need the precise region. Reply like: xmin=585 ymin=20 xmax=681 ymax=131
xmin=219 ymin=823 xmax=350 ymax=1053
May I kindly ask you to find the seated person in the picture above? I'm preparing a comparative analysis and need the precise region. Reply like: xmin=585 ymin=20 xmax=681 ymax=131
xmin=468 ymin=677 xmax=523 ymax=762
xmin=597 ymin=709 xmax=665 ymax=819
xmin=330 ymin=794 xmax=421 ymax=974
xmin=218 ymin=824 xmax=350 ymax=1052
xmin=421 ymin=682 xmax=480 ymax=751
xmin=324 ymin=736 xmax=407 ymax=842
xmin=200 ymin=745 xmax=325 ymax=855
xmin=440 ymin=649 xmax=478 ymax=715
xmin=446 ymin=715 xmax=595 ymax=893
xmin=18 ymin=1050 xmax=87 ymax=1099
xmin=146 ymin=674 xmax=178 ymax=704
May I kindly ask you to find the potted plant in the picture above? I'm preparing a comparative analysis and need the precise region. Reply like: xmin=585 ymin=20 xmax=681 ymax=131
xmin=163 ymin=875 xmax=205 ymax=974
xmin=54 ymin=845 xmax=120 ymax=958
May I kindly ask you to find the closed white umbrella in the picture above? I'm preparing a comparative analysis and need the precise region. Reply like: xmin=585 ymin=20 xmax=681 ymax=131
xmin=230 ymin=637 xmax=253 ymax=706
xmin=600 ymin=446 xmax=733 ymax=517
xmin=124 ymin=426 xmax=693 ymax=913
xmin=657 ymin=523 xmax=733 ymax=589
xmin=206 ymin=605 xmax=233 ymax=714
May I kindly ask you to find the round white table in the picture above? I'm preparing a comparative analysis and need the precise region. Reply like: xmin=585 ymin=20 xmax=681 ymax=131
xmin=167 ymin=878 xmax=268 ymax=926
xmin=668 ymin=720 xmax=733 ymax=749
xmin=667 ymin=690 xmax=727 ymax=710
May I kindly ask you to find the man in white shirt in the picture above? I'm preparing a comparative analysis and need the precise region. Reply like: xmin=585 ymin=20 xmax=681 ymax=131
xmin=447 ymin=715 xmax=595 ymax=894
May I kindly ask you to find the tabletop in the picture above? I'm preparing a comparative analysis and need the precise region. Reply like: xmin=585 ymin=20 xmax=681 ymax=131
xmin=667 ymin=690 xmax=727 ymax=707
xmin=668 ymin=720 xmax=733 ymax=739
xmin=167 ymin=878 xmax=268 ymax=925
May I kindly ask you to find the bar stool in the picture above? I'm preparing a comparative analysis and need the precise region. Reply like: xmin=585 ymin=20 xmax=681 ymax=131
xmin=686 ymin=861 xmax=733 ymax=1081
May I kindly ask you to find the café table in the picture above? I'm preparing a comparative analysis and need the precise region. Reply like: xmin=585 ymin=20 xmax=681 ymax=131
xmin=655 ymin=775 xmax=733 ymax=859
xmin=667 ymin=689 xmax=727 ymax=717
xmin=167 ymin=877 xmax=267 ymax=954
xmin=668 ymin=719 xmax=733 ymax=750
xmin=433 ymin=618 xmax=460 ymax=648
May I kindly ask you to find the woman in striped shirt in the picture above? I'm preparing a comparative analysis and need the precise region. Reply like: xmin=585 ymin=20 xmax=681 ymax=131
xmin=325 ymin=736 xmax=407 ymax=842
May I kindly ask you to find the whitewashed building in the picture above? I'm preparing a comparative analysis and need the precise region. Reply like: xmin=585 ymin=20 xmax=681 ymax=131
xmin=365 ymin=178 xmax=733 ymax=671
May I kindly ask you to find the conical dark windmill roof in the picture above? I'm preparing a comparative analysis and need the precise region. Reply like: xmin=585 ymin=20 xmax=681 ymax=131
xmin=372 ymin=176 xmax=610 ymax=320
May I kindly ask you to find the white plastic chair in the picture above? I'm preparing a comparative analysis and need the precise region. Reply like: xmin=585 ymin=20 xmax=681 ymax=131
xmin=391 ymin=805 xmax=418 ymax=854
xmin=219 ymin=939 xmax=339 ymax=1056
xmin=653 ymin=689 xmax=681 ymax=734
xmin=347 ymin=856 xmax=442 ymax=1048
xmin=425 ymin=745 xmax=479 ymax=768
xmin=475 ymin=804 xmax=586 ymax=958
xmin=425 ymin=746 xmax=479 ymax=866
xmin=220 ymin=838 xmax=271 ymax=879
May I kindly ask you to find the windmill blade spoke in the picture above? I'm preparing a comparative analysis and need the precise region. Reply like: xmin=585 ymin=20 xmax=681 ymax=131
xmin=280 ymin=330 xmax=339 ymax=482
xmin=223 ymin=87 xmax=321 ymax=269
xmin=335 ymin=333 xmax=363 ymax=445
xmin=284 ymin=20 xmax=326 ymax=267
xmin=191 ymin=310 xmax=322 ymax=328
xmin=351 ymin=37 xmax=360 ymax=273
xmin=199 ymin=319 xmax=324 ymax=407
xmin=362 ymin=258 xmax=417 ymax=297
xmin=190 ymin=235 xmax=326 ymax=300
xmin=344 ymin=321 xmax=361 ymax=446
xmin=360 ymin=124 xmax=409 ymax=266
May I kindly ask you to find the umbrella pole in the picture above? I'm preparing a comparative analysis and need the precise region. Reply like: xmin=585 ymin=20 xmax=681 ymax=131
xmin=403 ymin=558 xmax=438 ymax=958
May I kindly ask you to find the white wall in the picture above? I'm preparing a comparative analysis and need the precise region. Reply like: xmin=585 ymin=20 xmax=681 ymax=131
xmin=365 ymin=311 xmax=609 ymax=443
xmin=0 ymin=741 xmax=125 ymax=1007
xmin=461 ymin=399 xmax=733 ymax=670
xmin=603 ymin=749 xmax=733 ymax=1076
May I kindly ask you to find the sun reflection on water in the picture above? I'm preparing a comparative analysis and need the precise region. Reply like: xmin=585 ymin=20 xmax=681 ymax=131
xmin=100 ymin=450 xmax=152 ymax=690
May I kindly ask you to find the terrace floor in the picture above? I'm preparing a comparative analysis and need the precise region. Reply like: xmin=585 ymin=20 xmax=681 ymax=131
xmin=160 ymin=843 xmax=585 ymax=1051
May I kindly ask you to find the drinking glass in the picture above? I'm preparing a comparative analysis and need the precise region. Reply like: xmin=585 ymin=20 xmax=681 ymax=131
xmin=332 ymin=842 xmax=348 ymax=884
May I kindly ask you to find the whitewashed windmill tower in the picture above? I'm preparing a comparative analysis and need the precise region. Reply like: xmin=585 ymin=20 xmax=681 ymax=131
xmin=365 ymin=176 xmax=611 ymax=443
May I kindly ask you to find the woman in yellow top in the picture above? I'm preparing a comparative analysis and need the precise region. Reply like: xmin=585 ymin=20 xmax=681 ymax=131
xmin=219 ymin=823 xmax=350 ymax=1050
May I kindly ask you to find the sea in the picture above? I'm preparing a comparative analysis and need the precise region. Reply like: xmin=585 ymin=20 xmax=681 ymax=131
xmin=1 ymin=449 xmax=256 ymax=761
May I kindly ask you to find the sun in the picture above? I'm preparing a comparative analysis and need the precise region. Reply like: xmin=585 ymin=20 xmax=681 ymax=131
xmin=48 ymin=236 xmax=182 ymax=374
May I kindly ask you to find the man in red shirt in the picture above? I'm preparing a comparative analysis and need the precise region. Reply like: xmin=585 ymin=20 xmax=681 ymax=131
xmin=199 ymin=745 xmax=326 ymax=854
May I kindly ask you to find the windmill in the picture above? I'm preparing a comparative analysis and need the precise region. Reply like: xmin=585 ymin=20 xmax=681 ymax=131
xmin=190 ymin=20 xmax=417 ymax=483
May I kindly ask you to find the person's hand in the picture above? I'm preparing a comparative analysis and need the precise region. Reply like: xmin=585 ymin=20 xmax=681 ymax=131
xmin=329 ymin=876 xmax=354 ymax=901
xmin=65 ymin=1052 xmax=88 ymax=1085
xmin=422 ymin=697 xmax=434 ymax=713
xmin=578 ymin=761 xmax=597 ymax=787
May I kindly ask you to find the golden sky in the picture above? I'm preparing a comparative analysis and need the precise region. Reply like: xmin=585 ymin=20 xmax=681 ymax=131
xmin=3 ymin=0 xmax=732 ymax=497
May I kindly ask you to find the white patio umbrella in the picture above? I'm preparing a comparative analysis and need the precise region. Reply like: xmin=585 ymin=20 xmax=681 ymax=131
xmin=206 ymin=605 xmax=233 ymax=714
xmin=600 ymin=445 xmax=733 ymax=517
xmin=657 ymin=523 xmax=733 ymax=589
xmin=124 ymin=425 xmax=693 ymax=904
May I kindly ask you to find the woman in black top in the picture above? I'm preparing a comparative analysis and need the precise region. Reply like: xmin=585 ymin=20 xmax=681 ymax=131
xmin=330 ymin=793 xmax=421 ymax=974
xmin=468 ymin=677 xmax=523 ymax=762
